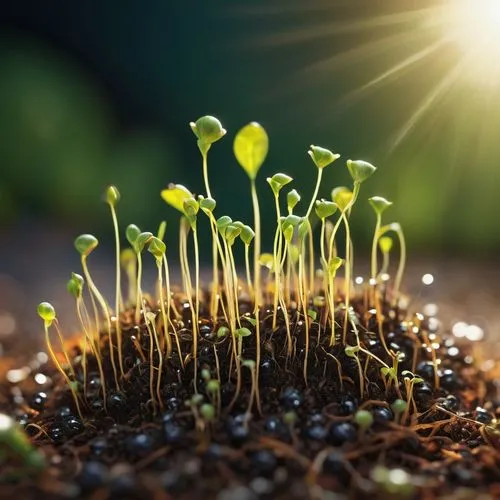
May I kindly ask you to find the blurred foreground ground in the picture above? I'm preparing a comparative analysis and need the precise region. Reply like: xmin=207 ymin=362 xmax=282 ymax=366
xmin=0 ymin=226 xmax=499 ymax=364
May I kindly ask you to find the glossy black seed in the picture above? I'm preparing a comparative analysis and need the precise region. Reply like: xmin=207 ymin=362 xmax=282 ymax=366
xmin=200 ymin=324 xmax=214 ymax=340
xmin=372 ymin=406 xmax=393 ymax=423
xmin=30 ymin=392 xmax=47 ymax=411
xmin=166 ymin=397 xmax=180 ymax=412
xmin=264 ymin=417 xmax=289 ymax=439
xmin=416 ymin=361 xmax=436 ymax=382
xmin=78 ymin=461 xmax=108 ymax=491
xmin=474 ymin=407 xmax=493 ymax=424
xmin=86 ymin=374 xmax=102 ymax=397
xmin=89 ymin=437 xmax=108 ymax=457
xmin=48 ymin=423 xmax=66 ymax=444
xmin=251 ymin=450 xmax=277 ymax=474
xmin=440 ymin=369 xmax=458 ymax=391
xmin=328 ymin=422 xmax=357 ymax=446
xmin=337 ymin=394 xmax=358 ymax=416
xmin=64 ymin=417 xmax=84 ymax=436
xmin=260 ymin=356 xmax=274 ymax=373
xmin=442 ymin=395 xmax=460 ymax=411
xmin=55 ymin=406 xmax=72 ymax=420
xmin=308 ymin=412 xmax=325 ymax=425
xmin=414 ymin=382 xmax=433 ymax=400
xmin=125 ymin=433 xmax=154 ymax=458
xmin=163 ymin=423 xmax=184 ymax=444
xmin=280 ymin=387 xmax=303 ymax=410
xmin=304 ymin=425 xmax=328 ymax=441
xmin=227 ymin=421 xmax=249 ymax=445
xmin=107 ymin=392 xmax=127 ymax=412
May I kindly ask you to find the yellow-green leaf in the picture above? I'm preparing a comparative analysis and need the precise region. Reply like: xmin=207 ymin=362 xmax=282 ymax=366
xmin=233 ymin=122 xmax=269 ymax=180
xmin=160 ymin=184 xmax=193 ymax=215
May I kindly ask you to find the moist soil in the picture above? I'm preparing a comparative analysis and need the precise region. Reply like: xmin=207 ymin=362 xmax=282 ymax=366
xmin=1 ymin=291 xmax=500 ymax=499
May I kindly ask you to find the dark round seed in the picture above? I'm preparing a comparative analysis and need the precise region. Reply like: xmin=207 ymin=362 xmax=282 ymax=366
xmin=328 ymin=422 xmax=357 ymax=446
xmin=30 ymin=392 xmax=47 ymax=411
xmin=280 ymin=387 xmax=303 ymax=410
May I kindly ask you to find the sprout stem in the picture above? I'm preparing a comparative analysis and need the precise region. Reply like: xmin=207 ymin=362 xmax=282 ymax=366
xmin=202 ymin=152 xmax=212 ymax=199
xmin=250 ymin=178 xmax=262 ymax=399
xmin=81 ymin=257 xmax=120 ymax=391
xmin=44 ymin=321 xmax=84 ymax=421
xmin=110 ymin=205 xmax=124 ymax=379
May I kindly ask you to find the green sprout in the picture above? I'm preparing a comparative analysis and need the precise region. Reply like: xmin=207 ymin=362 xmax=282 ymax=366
xmin=354 ymin=409 xmax=374 ymax=433
xmin=190 ymin=115 xmax=226 ymax=198
xmin=378 ymin=236 xmax=393 ymax=276
xmin=36 ymin=302 xmax=84 ymax=420
xmin=234 ymin=121 xmax=268 ymax=413
xmin=368 ymin=196 xmax=393 ymax=283
xmin=104 ymin=185 xmax=125 ymax=377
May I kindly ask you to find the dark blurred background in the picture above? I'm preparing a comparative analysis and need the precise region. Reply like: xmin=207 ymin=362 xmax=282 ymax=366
xmin=1 ymin=0 xmax=500 ymax=349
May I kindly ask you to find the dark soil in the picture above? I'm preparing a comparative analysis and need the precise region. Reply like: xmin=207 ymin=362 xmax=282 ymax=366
xmin=1 ymin=289 xmax=500 ymax=499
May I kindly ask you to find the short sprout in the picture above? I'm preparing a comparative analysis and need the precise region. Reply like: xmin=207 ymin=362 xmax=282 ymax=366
xmin=67 ymin=273 xmax=84 ymax=299
xmin=200 ymin=403 xmax=216 ymax=421
xmin=126 ymin=224 xmax=141 ymax=246
xmin=308 ymin=145 xmax=340 ymax=169
xmin=346 ymin=159 xmax=377 ymax=183
xmin=157 ymin=220 xmax=167 ymax=241
xmin=331 ymin=186 xmax=353 ymax=211
xmin=198 ymin=196 xmax=216 ymax=213
xmin=287 ymin=189 xmax=301 ymax=213
xmin=161 ymin=184 xmax=194 ymax=215
xmin=148 ymin=236 xmax=166 ymax=260
xmin=240 ymin=225 xmax=255 ymax=245
xmin=206 ymin=379 xmax=220 ymax=393
xmin=216 ymin=216 xmax=232 ymax=237
xmin=37 ymin=302 xmax=56 ymax=324
xmin=74 ymin=234 xmax=98 ymax=257
xmin=297 ymin=218 xmax=310 ymax=241
xmin=217 ymin=326 xmax=229 ymax=339
xmin=354 ymin=409 xmax=374 ymax=431
xmin=136 ymin=232 xmax=154 ymax=253
xmin=391 ymin=399 xmax=407 ymax=416
xmin=105 ymin=185 xmax=120 ymax=207
xmin=314 ymin=199 xmax=338 ymax=219
xmin=345 ymin=345 xmax=360 ymax=358
xmin=259 ymin=253 xmax=274 ymax=270
xmin=328 ymin=256 xmax=344 ymax=278
xmin=379 ymin=236 xmax=393 ymax=254
xmin=233 ymin=122 xmax=269 ymax=180
xmin=242 ymin=359 xmax=256 ymax=370
xmin=190 ymin=115 xmax=226 ymax=155
xmin=235 ymin=327 xmax=252 ymax=338
xmin=267 ymin=173 xmax=293 ymax=196
xmin=369 ymin=196 xmax=393 ymax=215
xmin=224 ymin=224 xmax=242 ymax=245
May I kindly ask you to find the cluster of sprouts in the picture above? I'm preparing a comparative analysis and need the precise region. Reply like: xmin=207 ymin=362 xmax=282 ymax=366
xmin=37 ymin=115 xmax=418 ymax=421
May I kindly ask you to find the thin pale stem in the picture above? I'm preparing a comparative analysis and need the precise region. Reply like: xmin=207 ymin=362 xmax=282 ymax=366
xmin=110 ymin=206 xmax=124 ymax=377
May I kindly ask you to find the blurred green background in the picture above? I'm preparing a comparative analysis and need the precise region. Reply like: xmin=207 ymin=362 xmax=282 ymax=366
xmin=1 ymin=0 xmax=500 ymax=259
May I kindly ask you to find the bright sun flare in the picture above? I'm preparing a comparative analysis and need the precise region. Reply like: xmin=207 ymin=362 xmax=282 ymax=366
xmin=444 ymin=0 xmax=500 ymax=72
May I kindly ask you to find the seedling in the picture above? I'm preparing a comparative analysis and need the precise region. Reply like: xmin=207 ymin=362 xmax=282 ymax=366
xmin=105 ymin=185 xmax=124 ymax=377
xmin=36 ymin=303 xmax=83 ymax=420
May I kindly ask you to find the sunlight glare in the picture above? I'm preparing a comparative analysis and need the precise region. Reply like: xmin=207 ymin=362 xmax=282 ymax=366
xmin=444 ymin=0 xmax=500 ymax=81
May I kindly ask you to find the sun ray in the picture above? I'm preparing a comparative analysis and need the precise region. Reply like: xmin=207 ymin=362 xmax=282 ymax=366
xmin=337 ymin=39 xmax=445 ymax=111
xmin=390 ymin=59 xmax=467 ymax=150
